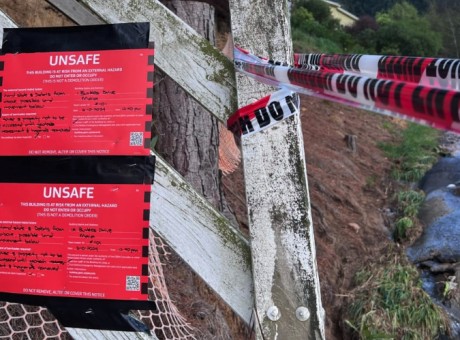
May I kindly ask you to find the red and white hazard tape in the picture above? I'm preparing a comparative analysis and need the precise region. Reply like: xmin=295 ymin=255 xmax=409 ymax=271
xmin=295 ymin=53 xmax=460 ymax=90
xmin=229 ymin=47 xmax=460 ymax=136
xmin=227 ymin=89 xmax=299 ymax=137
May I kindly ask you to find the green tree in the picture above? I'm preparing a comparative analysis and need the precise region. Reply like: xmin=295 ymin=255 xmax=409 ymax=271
xmin=428 ymin=0 xmax=460 ymax=57
xmin=294 ymin=0 xmax=339 ymax=29
xmin=374 ymin=2 xmax=441 ymax=56
xmin=347 ymin=16 xmax=379 ymax=53
xmin=291 ymin=0 xmax=355 ymax=53
xmin=291 ymin=6 xmax=315 ymax=29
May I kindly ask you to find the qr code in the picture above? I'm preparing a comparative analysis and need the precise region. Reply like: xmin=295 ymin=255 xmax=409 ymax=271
xmin=130 ymin=132 xmax=144 ymax=146
xmin=126 ymin=275 xmax=140 ymax=291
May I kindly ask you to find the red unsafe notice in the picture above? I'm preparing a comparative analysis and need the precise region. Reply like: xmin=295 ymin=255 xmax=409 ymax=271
xmin=0 ymin=183 xmax=150 ymax=300
xmin=0 ymin=48 xmax=154 ymax=156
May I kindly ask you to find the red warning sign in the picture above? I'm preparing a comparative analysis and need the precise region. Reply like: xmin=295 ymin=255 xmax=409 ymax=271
xmin=0 ymin=49 xmax=154 ymax=156
xmin=0 ymin=183 xmax=150 ymax=300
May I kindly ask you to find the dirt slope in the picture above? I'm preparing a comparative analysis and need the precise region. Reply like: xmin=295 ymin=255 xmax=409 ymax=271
xmin=300 ymin=96 xmax=395 ymax=338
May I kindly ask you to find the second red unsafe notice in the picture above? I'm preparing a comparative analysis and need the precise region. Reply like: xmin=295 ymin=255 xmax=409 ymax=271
xmin=0 ymin=49 xmax=154 ymax=156
xmin=0 ymin=183 xmax=150 ymax=300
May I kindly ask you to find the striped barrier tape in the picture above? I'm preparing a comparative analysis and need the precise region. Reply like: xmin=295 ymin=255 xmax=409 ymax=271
xmin=227 ymin=89 xmax=299 ymax=137
xmin=294 ymin=53 xmax=460 ymax=91
xmin=229 ymin=47 xmax=460 ymax=136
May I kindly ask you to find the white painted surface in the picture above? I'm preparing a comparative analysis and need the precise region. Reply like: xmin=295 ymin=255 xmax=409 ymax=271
xmin=81 ymin=0 xmax=237 ymax=122
xmin=229 ymin=0 xmax=325 ymax=339
xmin=151 ymin=154 xmax=254 ymax=323
xmin=0 ymin=10 xmax=17 ymax=45
xmin=67 ymin=328 xmax=158 ymax=340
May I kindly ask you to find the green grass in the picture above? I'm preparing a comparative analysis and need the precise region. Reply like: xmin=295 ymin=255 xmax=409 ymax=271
xmin=396 ymin=190 xmax=425 ymax=218
xmin=378 ymin=123 xmax=437 ymax=241
xmin=378 ymin=123 xmax=440 ymax=182
xmin=392 ymin=190 xmax=425 ymax=241
xmin=394 ymin=217 xmax=414 ymax=241
xmin=346 ymin=252 xmax=449 ymax=339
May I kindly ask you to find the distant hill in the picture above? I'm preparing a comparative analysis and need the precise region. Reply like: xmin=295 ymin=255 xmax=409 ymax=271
xmin=334 ymin=0 xmax=460 ymax=57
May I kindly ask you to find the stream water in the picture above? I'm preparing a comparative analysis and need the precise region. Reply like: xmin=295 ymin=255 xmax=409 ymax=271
xmin=407 ymin=132 xmax=460 ymax=338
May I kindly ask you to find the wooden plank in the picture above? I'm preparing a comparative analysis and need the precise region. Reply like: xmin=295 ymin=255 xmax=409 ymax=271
xmin=67 ymin=328 xmax=158 ymax=340
xmin=151 ymin=154 xmax=254 ymax=323
xmin=80 ymin=0 xmax=237 ymax=122
xmin=46 ymin=0 xmax=104 ymax=25
xmin=229 ymin=0 xmax=325 ymax=339
xmin=0 ymin=10 xmax=17 ymax=43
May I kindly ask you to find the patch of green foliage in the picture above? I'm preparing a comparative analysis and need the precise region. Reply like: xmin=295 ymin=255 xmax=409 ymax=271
xmin=427 ymin=1 xmax=460 ymax=57
xmin=374 ymin=2 xmax=441 ymax=56
xmin=292 ymin=28 xmax=342 ymax=53
xmin=378 ymin=123 xmax=440 ymax=182
xmin=394 ymin=216 xmax=414 ymax=241
xmin=379 ymin=123 xmax=438 ymax=238
xmin=291 ymin=0 xmax=359 ymax=53
xmin=396 ymin=190 xmax=425 ymax=218
xmin=291 ymin=1 xmax=442 ymax=57
xmin=392 ymin=189 xmax=425 ymax=241
xmin=346 ymin=252 xmax=449 ymax=339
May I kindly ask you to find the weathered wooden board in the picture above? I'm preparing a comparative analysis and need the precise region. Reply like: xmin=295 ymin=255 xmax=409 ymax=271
xmin=46 ymin=0 xmax=104 ymax=25
xmin=0 ymin=9 xmax=17 ymax=42
xmin=79 ymin=0 xmax=237 ymax=122
xmin=66 ymin=328 xmax=158 ymax=340
xmin=151 ymin=154 xmax=254 ymax=323
xmin=229 ymin=0 xmax=325 ymax=339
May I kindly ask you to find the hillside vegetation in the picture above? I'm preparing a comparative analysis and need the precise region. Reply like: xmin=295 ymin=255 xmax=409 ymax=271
xmin=292 ymin=0 xmax=460 ymax=57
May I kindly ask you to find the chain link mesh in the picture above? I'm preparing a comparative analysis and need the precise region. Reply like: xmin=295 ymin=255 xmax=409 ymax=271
xmin=0 ymin=231 xmax=196 ymax=339
xmin=131 ymin=232 xmax=196 ymax=339
xmin=0 ymin=302 xmax=70 ymax=339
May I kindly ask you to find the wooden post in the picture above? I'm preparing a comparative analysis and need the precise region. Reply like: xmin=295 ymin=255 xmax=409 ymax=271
xmin=46 ymin=0 xmax=104 ymax=25
xmin=229 ymin=1 xmax=325 ymax=339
